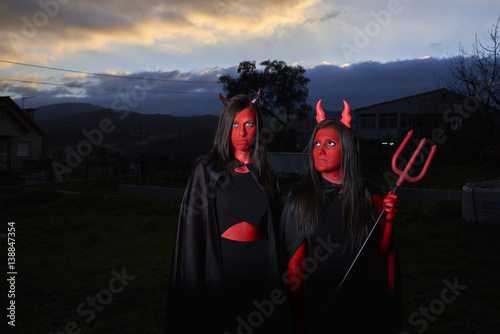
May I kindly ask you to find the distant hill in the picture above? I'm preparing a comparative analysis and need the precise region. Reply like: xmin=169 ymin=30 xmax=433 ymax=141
xmin=34 ymin=102 xmax=105 ymax=121
xmin=34 ymin=103 xmax=316 ymax=160
xmin=37 ymin=108 xmax=219 ymax=160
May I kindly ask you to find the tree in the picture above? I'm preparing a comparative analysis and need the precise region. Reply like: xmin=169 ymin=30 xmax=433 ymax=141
xmin=444 ymin=15 xmax=500 ymax=129
xmin=218 ymin=60 xmax=312 ymax=125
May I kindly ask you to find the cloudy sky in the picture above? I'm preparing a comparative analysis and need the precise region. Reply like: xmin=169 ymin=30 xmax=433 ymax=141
xmin=0 ymin=0 xmax=498 ymax=116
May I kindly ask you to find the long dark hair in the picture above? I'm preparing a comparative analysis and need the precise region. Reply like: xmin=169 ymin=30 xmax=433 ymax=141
xmin=289 ymin=119 xmax=376 ymax=253
xmin=210 ymin=94 xmax=277 ymax=198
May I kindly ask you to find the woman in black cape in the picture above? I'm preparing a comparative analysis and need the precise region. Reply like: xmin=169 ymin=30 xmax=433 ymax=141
xmin=280 ymin=104 xmax=403 ymax=333
xmin=166 ymin=91 xmax=283 ymax=333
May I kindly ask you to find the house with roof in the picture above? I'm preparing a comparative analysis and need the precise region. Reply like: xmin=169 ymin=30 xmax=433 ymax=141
xmin=0 ymin=96 xmax=45 ymax=177
xmin=353 ymin=88 xmax=499 ymax=164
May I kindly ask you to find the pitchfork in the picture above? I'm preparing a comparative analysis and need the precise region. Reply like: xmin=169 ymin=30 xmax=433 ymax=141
xmin=324 ymin=130 xmax=437 ymax=309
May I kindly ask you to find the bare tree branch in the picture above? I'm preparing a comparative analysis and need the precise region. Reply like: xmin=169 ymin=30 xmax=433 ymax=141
xmin=444 ymin=15 xmax=500 ymax=113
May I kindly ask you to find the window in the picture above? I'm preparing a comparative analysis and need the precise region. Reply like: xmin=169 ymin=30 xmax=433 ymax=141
xmin=379 ymin=113 xmax=398 ymax=129
xmin=358 ymin=114 xmax=376 ymax=129
xmin=450 ymin=116 xmax=462 ymax=131
xmin=17 ymin=142 xmax=31 ymax=157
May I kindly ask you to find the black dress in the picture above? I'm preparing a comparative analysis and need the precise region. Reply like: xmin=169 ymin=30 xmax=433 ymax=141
xmin=216 ymin=170 xmax=271 ymax=331
xmin=217 ymin=171 xmax=269 ymax=286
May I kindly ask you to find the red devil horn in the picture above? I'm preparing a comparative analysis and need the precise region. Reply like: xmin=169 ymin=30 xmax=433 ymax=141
xmin=251 ymin=88 xmax=262 ymax=104
xmin=340 ymin=100 xmax=351 ymax=128
xmin=316 ymin=100 xmax=326 ymax=123
xmin=219 ymin=93 xmax=227 ymax=105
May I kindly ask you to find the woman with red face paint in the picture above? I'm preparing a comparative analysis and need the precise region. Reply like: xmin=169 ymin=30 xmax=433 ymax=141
xmin=279 ymin=107 xmax=403 ymax=333
xmin=167 ymin=92 xmax=282 ymax=333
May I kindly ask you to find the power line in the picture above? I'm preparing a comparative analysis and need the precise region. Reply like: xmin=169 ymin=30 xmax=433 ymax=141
xmin=0 ymin=77 xmax=217 ymax=95
xmin=0 ymin=59 xmax=395 ymax=105
xmin=0 ymin=59 xmax=220 ymax=84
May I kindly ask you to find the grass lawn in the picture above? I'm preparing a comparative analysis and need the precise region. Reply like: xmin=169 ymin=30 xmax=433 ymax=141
xmin=0 ymin=165 xmax=498 ymax=333
xmin=396 ymin=200 xmax=500 ymax=333
xmin=0 ymin=180 xmax=177 ymax=334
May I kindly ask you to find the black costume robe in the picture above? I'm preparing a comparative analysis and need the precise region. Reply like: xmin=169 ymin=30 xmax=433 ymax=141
xmin=166 ymin=155 xmax=282 ymax=333
xmin=279 ymin=180 xmax=403 ymax=333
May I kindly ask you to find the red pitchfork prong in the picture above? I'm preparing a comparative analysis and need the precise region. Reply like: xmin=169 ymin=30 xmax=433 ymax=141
xmin=391 ymin=130 xmax=437 ymax=189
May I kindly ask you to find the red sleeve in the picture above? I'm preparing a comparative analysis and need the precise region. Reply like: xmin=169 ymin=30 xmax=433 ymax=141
xmin=285 ymin=241 xmax=307 ymax=334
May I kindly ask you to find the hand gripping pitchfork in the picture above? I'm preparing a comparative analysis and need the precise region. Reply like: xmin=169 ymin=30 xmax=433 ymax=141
xmin=324 ymin=130 xmax=437 ymax=309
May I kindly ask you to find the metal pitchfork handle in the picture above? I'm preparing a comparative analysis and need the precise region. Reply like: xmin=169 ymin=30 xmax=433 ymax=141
xmin=324 ymin=130 xmax=437 ymax=310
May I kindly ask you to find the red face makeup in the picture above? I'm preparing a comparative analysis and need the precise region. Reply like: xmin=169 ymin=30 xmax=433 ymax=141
xmin=313 ymin=127 xmax=342 ymax=183
xmin=231 ymin=107 xmax=257 ymax=158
